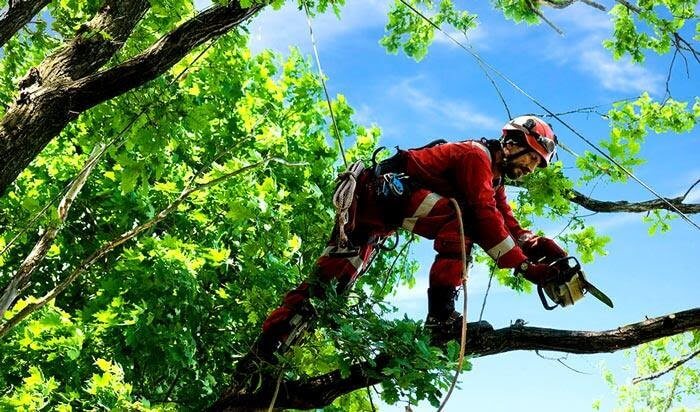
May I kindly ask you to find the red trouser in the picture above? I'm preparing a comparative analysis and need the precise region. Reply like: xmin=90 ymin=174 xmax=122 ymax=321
xmin=261 ymin=170 xmax=473 ymax=337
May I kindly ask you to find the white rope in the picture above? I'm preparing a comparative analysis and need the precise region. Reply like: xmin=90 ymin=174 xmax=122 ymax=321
xmin=332 ymin=161 xmax=365 ymax=248
xmin=437 ymin=198 xmax=471 ymax=412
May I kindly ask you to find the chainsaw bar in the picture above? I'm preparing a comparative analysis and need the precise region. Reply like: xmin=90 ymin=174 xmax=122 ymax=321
xmin=583 ymin=281 xmax=614 ymax=308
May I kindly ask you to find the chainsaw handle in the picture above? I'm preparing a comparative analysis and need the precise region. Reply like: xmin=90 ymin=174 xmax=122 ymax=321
xmin=537 ymin=285 xmax=558 ymax=310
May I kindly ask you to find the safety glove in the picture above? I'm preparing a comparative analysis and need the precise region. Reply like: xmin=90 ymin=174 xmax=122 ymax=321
xmin=517 ymin=260 xmax=560 ymax=286
xmin=521 ymin=235 xmax=567 ymax=264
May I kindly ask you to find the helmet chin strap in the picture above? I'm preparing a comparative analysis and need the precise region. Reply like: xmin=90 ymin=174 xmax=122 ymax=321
xmin=500 ymin=143 xmax=533 ymax=173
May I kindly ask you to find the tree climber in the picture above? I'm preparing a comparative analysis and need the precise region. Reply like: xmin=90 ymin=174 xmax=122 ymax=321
xmin=245 ymin=115 xmax=568 ymax=368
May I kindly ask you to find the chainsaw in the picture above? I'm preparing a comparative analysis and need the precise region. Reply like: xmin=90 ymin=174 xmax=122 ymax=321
xmin=537 ymin=256 xmax=614 ymax=310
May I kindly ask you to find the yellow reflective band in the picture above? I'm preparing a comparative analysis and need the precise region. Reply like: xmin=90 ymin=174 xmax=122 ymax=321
xmin=402 ymin=192 xmax=442 ymax=231
xmin=486 ymin=236 xmax=516 ymax=260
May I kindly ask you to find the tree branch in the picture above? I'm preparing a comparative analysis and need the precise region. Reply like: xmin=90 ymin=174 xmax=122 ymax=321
xmin=0 ymin=0 xmax=265 ymax=196
xmin=569 ymin=189 xmax=700 ymax=214
xmin=0 ymin=143 xmax=104 ymax=319
xmin=0 ymin=0 xmax=52 ymax=47
xmin=541 ymin=0 xmax=606 ymax=11
xmin=632 ymin=348 xmax=700 ymax=384
xmin=0 ymin=0 xmax=150 ymax=195
xmin=71 ymin=2 xmax=263 ymax=112
xmin=211 ymin=308 xmax=700 ymax=411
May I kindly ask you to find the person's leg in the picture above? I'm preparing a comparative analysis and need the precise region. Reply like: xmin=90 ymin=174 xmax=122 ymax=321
xmin=400 ymin=189 xmax=472 ymax=344
xmin=251 ymin=170 xmax=388 ymax=361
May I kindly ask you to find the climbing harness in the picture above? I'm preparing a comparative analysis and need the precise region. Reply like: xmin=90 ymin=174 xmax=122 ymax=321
xmin=538 ymin=256 xmax=614 ymax=310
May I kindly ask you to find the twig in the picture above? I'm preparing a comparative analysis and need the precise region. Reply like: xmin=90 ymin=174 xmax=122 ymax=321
xmin=367 ymin=387 xmax=376 ymax=412
xmin=614 ymin=0 xmax=641 ymax=14
xmin=540 ymin=0 xmax=606 ymax=11
xmin=165 ymin=369 xmax=182 ymax=401
xmin=662 ymin=48 xmax=678 ymax=102
xmin=681 ymin=178 xmax=700 ymax=201
xmin=267 ymin=372 xmax=283 ymax=412
xmin=527 ymin=0 xmax=564 ymax=35
xmin=535 ymin=350 xmax=590 ymax=374
xmin=0 ymin=143 xmax=104 ymax=319
xmin=632 ymin=348 xmax=700 ymax=384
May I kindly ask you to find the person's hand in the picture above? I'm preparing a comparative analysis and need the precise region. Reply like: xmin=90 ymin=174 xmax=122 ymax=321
xmin=518 ymin=260 xmax=560 ymax=286
xmin=522 ymin=236 xmax=567 ymax=263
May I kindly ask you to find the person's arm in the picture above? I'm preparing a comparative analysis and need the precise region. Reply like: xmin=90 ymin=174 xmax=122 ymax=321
xmin=455 ymin=147 xmax=527 ymax=268
xmin=495 ymin=185 xmax=567 ymax=264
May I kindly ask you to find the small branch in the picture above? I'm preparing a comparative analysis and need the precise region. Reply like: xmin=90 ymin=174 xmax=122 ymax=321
xmin=632 ymin=348 xmax=700 ymax=384
xmin=535 ymin=350 xmax=591 ymax=374
xmin=0 ymin=143 xmax=104 ymax=319
xmin=0 ymin=157 xmax=304 ymax=339
xmin=540 ymin=0 xmax=606 ymax=11
xmin=681 ymin=179 xmax=700 ymax=201
xmin=71 ymin=2 xmax=264 ymax=113
xmin=615 ymin=0 xmax=642 ymax=14
xmin=526 ymin=0 xmax=564 ymax=35
xmin=673 ymin=33 xmax=700 ymax=64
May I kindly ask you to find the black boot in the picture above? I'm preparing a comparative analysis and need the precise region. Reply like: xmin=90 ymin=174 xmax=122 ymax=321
xmin=425 ymin=286 xmax=463 ymax=346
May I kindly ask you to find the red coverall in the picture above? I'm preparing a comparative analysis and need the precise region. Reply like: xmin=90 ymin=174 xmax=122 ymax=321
xmin=261 ymin=140 xmax=533 ymax=340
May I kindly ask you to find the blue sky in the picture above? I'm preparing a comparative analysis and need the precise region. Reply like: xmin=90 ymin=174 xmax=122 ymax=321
xmin=240 ymin=1 xmax=700 ymax=410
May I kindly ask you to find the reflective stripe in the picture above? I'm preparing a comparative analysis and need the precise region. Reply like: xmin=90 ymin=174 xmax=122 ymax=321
xmin=347 ymin=255 xmax=364 ymax=270
xmin=486 ymin=236 xmax=516 ymax=260
xmin=401 ymin=217 xmax=419 ymax=232
xmin=402 ymin=192 xmax=442 ymax=231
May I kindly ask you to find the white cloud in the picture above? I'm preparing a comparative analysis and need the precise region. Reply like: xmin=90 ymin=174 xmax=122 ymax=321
xmin=247 ymin=0 xmax=387 ymax=54
xmin=550 ymin=3 xmax=612 ymax=32
xmin=539 ymin=3 xmax=663 ymax=95
xmin=433 ymin=25 xmax=489 ymax=50
xmin=579 ymin=49 xmax=664 ymax=94
xmin=388 ymin=76 xmax=501 ymax=131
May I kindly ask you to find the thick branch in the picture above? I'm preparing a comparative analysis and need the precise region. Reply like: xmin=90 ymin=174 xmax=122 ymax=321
xmin=0 ymin=0 xmax=149 ymax=195
xmin=0 ymin=0 xmax=52 ymax=47
xmin=569 ymin=189 xmax=700 ymax=214
xmin=71 ymin=2 xmax=263 ymax=112
xmin=212 ymin=309 xmax=700 ymax=411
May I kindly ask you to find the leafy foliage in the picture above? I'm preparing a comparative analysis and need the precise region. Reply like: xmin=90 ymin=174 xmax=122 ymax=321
xmin=381 ymin=0 xmax=477 ymax=60
xmin=596 ymin=332 xmax=699 ymax=411
xmin=604 ymin=0 xmax=697 ymax=62
xmin=0 ymin=0 xmax=698 ymax=410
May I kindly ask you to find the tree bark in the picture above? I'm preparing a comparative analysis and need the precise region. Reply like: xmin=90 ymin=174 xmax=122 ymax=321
xmin=0 ymin=0 xmax=52 ymax=48
xmin=0 ymin=0 xmax=150 ymax=195
xmin=570 ymin=189 xmax=700 ymax=214
xmin=0 ymin=0 xmax=262 ymax=196
xmin=210 ymin=308 xmax=700 ymax=411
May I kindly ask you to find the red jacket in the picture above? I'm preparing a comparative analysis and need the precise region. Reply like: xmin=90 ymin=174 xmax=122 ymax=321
xmin=403 ymin=140 xmax=530 ymax=268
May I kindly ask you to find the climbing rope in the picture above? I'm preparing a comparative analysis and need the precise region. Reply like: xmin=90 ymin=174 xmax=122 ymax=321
xmin=302 ymin=1 xmax=348 ymax=169
xmin=397 ymin=0 xmax=700 ymax=232
xmin=332 ymin=161 xmax=365 ymax=248
xmin=437 ymin=198 xmax=471 ymax=412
